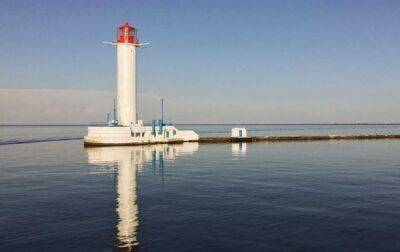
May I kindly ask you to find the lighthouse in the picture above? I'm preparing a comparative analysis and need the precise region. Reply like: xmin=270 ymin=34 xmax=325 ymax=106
xmin=116 ymin=22 xmax=140 ymax=126
xmin=84 ymin=21 xmax=199 ymax=146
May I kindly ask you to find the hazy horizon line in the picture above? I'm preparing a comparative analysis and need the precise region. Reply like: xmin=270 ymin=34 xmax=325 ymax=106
xmin=1 ymin=123 xmax=399 ymax=127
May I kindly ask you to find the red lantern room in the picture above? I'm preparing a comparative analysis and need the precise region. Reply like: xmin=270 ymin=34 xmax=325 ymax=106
xmin=116 ymin=22 xmax=140 ymax=44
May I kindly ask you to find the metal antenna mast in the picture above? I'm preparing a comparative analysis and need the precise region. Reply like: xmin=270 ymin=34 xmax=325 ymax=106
xmin=113 ymin=98 xmax=117 ymax=124
xmin=161 ymin=98 xmax=164 ymax=123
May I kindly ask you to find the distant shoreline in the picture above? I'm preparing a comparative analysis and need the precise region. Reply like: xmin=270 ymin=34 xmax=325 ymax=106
xmin=1 ymin=123 xmax=400 ymax=127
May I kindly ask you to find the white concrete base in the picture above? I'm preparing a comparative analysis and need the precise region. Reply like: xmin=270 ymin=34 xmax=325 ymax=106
xmin=84 ymin=124 xmax=199 ymax=146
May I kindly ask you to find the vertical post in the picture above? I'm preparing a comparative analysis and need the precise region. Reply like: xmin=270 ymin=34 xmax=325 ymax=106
xmin=151 ymin=120 xmax=156 ymax=136
xmin=161 ymin=98 xmax=164 ymax=123
xmin=158 ymin=119 xmax=163 ymax=134
xmin=159 ymin=98 xmax=164 ymax=134
xmin=113 ymin=99 xmax=117 ymax=124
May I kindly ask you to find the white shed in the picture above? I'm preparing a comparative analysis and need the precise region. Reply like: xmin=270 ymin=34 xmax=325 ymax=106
xmin=231 ymin=128 xmax=247 ymax=138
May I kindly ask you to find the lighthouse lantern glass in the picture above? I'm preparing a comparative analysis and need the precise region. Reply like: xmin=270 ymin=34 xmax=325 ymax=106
xmin=117 ymin=23 xmax=139 ymax=44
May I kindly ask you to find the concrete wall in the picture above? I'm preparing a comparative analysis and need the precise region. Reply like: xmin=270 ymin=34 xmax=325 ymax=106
xmin=85 ymin=125 xmax=199 ymax=145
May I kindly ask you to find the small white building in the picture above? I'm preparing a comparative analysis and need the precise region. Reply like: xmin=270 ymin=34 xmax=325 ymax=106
xmin=231 ymin=128 xmax=247 ymax=138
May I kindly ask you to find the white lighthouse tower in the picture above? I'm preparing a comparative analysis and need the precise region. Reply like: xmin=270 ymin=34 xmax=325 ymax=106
xmin=84 ymin=21 xmax=198 ymax=146
xmin=116 ymin=22 xmax=139 ymax=126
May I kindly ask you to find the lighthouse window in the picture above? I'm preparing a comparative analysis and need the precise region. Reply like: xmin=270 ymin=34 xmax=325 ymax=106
xmin=173 ymin=130 xmax=177 ymax=135
xmin=142 ymin=133 xmax=145 ymax=137
xmin=135 ymin=132 xmax=141 ymax=137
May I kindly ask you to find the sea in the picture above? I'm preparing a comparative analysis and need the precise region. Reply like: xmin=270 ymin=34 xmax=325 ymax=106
xmin=1 ymin=124 xmax=400 ymax=251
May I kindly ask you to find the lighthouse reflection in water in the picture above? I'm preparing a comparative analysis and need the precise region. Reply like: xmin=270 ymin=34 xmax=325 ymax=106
xmin=85 ymin=143 xmax=199 ymax=251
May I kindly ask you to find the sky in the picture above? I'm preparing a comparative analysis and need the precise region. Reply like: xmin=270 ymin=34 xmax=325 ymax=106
xmin=0 ymin=0 xmax=399 ymax=124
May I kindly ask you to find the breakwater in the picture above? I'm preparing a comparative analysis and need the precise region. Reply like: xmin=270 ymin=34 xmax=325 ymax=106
xmin=84 ymin=134 xmax=400 ymax=147
xmin=198 ymin=134 xmax=400 ymax=143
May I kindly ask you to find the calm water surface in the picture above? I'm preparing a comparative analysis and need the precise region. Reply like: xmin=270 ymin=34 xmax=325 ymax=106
xmin=1 ymin=125 xmax=400 ymax=251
